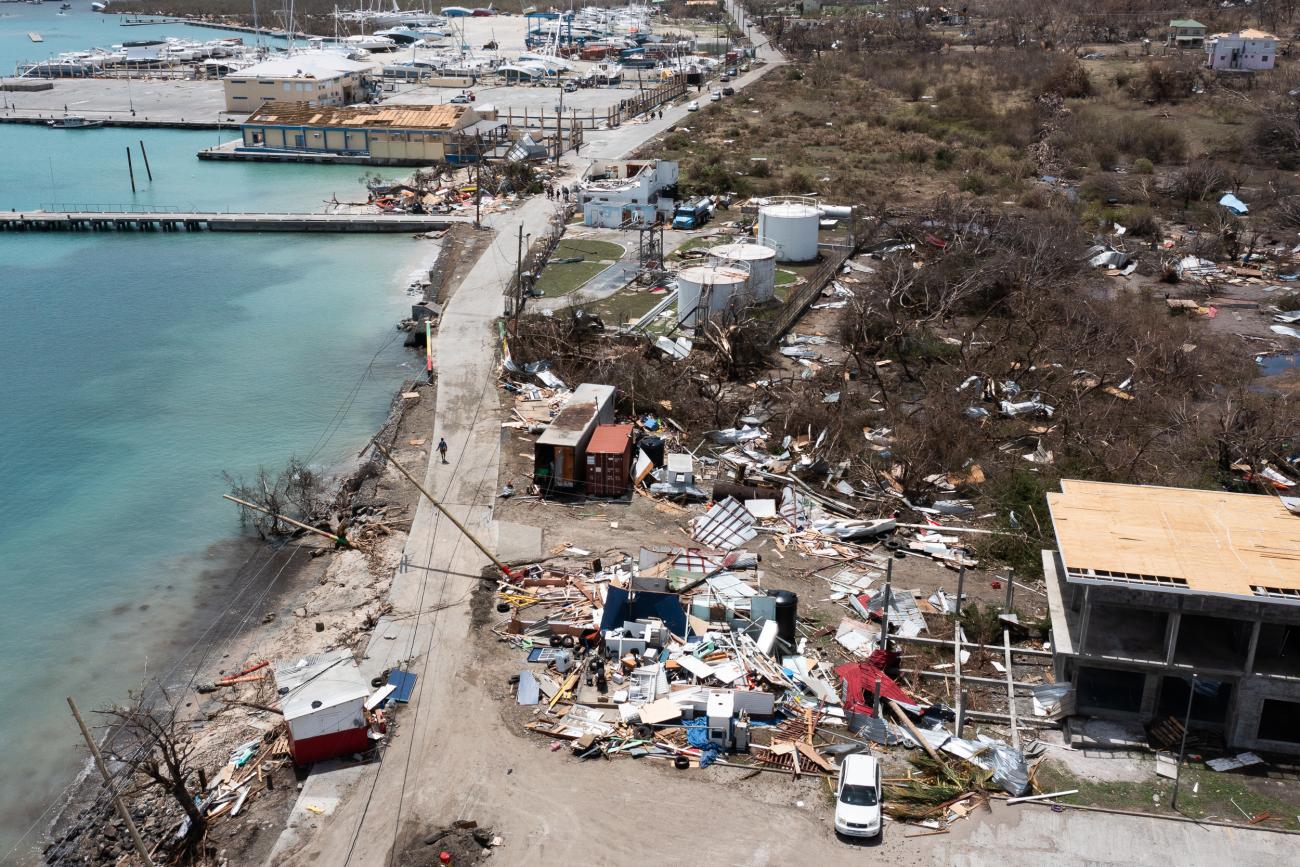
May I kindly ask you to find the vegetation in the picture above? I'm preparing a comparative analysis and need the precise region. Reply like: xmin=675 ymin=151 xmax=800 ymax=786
xmin=533 ymin=239 xmax=625 ymax=297
xmin=1035 ymin=761 xmax=1300 ymax=829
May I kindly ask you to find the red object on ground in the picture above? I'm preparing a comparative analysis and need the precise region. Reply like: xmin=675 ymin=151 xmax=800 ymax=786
xmin=835 ymin=660 xmax=919 ymax=717
xmin=217 ymin=659 xmax=269 ymax=684
xmin=991 ymin=580 xmax=1002 ymax=589
xmin=439 ymin=852 xmax=452 ymax=864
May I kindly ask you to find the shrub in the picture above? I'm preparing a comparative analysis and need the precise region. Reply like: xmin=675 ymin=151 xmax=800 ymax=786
xmin=1040 ymin=57 xmax=1092 ymax=99
xmin=1018 ymin=186 xmax=1051 ymax=209
xmin=1133 ymin=157 xmax=1154 ymax=174
xmin=899 ymin=143 xmax=930 ymax=163
xmin=783 ymin=167 xmax=815 ymax=193
xmin=958 ymin=171 xmax=990 ymax=195
xmin=1135 ymin=62 xmax=1197 ymax=103
xmin=907 ymin=78 xmax=926 ymax=101
xmin=748 ymin=158 xmax=772 ymax=178
xmin=1122 ymin=206 xmax=1160 ymax=238
xmin=934 ymin=146 xmax=956 ymax=170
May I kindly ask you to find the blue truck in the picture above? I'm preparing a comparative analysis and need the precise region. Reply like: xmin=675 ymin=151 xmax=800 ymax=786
xmin=672 ymin=198 xmax=711 ymax=230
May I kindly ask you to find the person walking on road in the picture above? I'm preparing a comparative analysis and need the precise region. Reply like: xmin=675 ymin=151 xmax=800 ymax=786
xmin=437 ymin=438 xmax=449 ymax=464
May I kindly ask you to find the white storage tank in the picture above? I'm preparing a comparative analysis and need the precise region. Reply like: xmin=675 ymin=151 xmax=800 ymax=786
xmin=758 ymin=199 xmax=820 ymax=263
xmin=676 ymin=265 xmax=750 ymax=327
xmin=710 ymin=242 xmax=777 ymax=303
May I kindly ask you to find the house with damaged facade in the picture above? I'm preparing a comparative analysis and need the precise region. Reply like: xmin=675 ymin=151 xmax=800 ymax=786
xmin=1044 ymin=480 xmax=1300 ymax=754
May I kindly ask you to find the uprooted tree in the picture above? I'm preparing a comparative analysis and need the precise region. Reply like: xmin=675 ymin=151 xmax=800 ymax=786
xmin=224 ymin=457 xmax=333 ymax=539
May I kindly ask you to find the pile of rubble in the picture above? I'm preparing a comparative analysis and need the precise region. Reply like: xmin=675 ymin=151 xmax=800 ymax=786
xmin=491 ymin=526 xmax=1064 ymax=835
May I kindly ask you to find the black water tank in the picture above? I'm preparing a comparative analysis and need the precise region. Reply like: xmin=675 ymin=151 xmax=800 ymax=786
xmin=639 ymin=436 xmax=665 ymax=467
xmin=768 ymin=589 xmax=798 ymax=644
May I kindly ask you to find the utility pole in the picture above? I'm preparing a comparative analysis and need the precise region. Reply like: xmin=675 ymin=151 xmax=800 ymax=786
xmin=877 ymin=558 xmax=893 ymax=651
xmin=473 ymin=132 xmax=482 ymax=228
xmin=67 ymin=697 xmax=155 ymax=867
xmin=1170 ymin=674 xmax=1197 ymax=811
xmin=371 ymin=441 xmax=515 ymax=580
xmin=514 ymin=223 xmax=524 ymax=320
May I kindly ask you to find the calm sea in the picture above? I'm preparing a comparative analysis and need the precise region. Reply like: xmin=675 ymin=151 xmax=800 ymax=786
xmin=0 ymin=118 xmax=432 ymax=859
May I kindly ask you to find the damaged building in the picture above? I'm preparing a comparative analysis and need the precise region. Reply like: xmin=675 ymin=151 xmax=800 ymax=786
xmin=1044 ymin=480 xmax=1300 ymax=754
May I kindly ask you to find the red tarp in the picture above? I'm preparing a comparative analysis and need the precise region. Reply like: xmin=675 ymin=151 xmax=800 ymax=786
xmin=835 ymin=659 xmax=919 ymax=717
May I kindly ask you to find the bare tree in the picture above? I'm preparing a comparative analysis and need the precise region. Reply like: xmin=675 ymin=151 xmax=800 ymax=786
xmin=96 ymin=689 xmax=208 ymax=860
xmin=224 ymin=457 xmax=332 ymax=539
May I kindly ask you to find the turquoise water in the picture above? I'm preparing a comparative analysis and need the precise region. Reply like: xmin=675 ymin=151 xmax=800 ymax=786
xmin=0 ymin=5 xmax=289 ymax=75
xmin=0 ymin=126 xmax=431 ymax=858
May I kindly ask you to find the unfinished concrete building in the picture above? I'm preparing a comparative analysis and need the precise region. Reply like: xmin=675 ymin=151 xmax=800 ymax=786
xmin=1044 ymin=480 xmax=1300 ymax=754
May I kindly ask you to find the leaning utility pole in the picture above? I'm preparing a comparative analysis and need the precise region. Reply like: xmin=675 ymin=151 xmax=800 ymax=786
xmin=67 ymin=697 xmax=155 ymax=867
xmin=371 ymin=440 xmax=515 ymax=580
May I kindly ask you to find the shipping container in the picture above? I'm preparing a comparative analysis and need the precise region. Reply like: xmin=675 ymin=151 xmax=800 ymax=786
xmin=584 ymin=423 xmax=634 ymax=496
xmin=534 ymin=384 xmax=617 ymax=492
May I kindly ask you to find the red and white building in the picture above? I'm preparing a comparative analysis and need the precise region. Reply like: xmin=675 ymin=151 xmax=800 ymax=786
xmin=274 ymin=649 xmax=372 ymax=765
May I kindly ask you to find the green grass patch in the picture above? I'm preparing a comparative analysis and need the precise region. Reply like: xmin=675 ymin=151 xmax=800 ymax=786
xmin=1035 ymin=761 xmax=1300 ymax=829
xmin=672 ymin=237 xmax=713 ymax=258
xmin=590 ymin=286 xmax=670 ymax=327
xmin=554 ymin=239 xmax=625 ymax=260
xmin=534 ymin=261 xmax=609 ymax=297
xmin=533 ymin=239 xmax=626 ymax=297
xmin=775 ymin=268 xmax=797 ymax=286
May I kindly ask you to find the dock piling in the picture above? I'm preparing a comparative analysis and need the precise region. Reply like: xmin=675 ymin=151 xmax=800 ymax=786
xmin=126 ymin=147 xmax=136 ymax=194
xmin=139 ymin=140 xmax=153 ymax=182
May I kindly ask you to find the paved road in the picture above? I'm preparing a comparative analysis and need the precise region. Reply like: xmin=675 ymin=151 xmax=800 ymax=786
xmin=266 ymin=8 xmax=806 ymax=866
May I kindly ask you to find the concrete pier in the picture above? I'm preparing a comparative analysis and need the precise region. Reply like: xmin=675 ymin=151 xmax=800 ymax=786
xmin=0 ymin=209 xmax=469 ymax=233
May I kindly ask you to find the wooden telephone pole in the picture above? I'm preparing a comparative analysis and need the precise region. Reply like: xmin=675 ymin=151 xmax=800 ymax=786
xmin=67 ymin=697 xmax=155 ymax=867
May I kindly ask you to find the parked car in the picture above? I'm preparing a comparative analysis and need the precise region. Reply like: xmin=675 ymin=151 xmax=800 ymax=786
xmin=563 ymin=81 xmax=578 ymax=93
xmin=720 ymin=74 xmax=731 ymax=82
xmin=834 ymin=754 xmax=882 ymax=839
xmin=449 ymin=93 xmax=471 ymax=104
xmin=709 ymin=89 xmax=721 ymax=102
xmin=722 ymin=86 xmax=734 ymax=96
xmin=686 ymin=100 xmax=699 ymax=111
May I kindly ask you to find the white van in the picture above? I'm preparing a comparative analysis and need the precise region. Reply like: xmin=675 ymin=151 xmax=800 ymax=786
xmin=834 ymin=754 xmax=883 ymax=838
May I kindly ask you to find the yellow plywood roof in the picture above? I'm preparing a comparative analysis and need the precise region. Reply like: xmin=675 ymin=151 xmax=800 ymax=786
xmin=248 ymin=102 xmax=470 ymax=130
xmin=1047 ymin=480 xmax=1300 ymax=598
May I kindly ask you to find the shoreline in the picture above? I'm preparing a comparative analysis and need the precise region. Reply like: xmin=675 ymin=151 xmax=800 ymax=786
xmin=32 ymin=235 xmax=452 ymax=866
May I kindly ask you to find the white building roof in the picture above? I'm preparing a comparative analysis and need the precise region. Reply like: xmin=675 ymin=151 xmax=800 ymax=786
xmin=273 ymin=648 xmax=371 ymax=722
xmin=228 ymin=53 xmax=375 ymax=81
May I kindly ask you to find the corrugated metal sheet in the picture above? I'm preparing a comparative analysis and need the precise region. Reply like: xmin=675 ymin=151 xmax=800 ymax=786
xmin=274 ymin=649 xmax=370 ymax=723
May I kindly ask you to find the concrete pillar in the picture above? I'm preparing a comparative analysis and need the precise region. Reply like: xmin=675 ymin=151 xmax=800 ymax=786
xmin=1078 ymin=585 xmax=1092 ymax=655
xmin=1164 ymin=612 xmax=1181 ymax=666
xmin=1139 ymin=672 xmax=1161 ymax=721
xmin=1244 ymin=620 xmax=1261 ymax=675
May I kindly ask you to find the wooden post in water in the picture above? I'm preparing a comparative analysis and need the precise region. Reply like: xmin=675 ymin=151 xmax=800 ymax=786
xmin=67 ymin=697 xmax=155 ymax=867
xmin=138 ymin=139 xmax=153 ymax=182
xmin=126 ymin=147 xmax=136 ymax=194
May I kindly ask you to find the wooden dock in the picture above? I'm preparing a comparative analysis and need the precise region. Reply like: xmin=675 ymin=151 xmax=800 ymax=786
xmin=0 ymin=209 xmax=468 ymax=233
